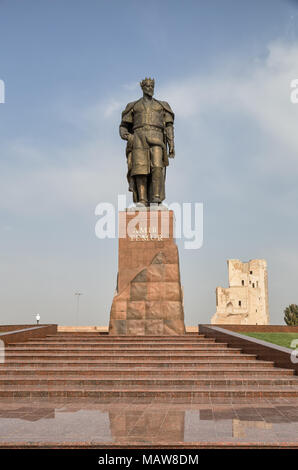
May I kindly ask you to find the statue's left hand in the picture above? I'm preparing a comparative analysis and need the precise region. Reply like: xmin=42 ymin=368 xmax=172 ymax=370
xmin=169 ymin=143 xmax=175 ymax=158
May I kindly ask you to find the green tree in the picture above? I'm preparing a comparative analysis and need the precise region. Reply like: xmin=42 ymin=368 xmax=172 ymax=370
xmin=284 ymin=304 xmax=298 ymax=326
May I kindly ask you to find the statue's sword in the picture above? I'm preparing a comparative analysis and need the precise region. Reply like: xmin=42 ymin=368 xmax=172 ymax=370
xmin=163 ymin=125 xmax=169 ymax=167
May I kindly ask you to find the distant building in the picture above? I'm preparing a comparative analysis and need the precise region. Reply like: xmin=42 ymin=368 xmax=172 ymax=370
xmin=211 ymin=259 xmax=269 ymax=325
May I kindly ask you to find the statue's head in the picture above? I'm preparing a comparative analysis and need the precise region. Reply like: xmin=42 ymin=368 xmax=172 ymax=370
xmin=140 ymin=77 xmax=155 ymax=97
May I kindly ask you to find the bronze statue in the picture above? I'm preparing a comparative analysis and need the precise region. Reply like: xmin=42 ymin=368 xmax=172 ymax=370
xmin=119 ymin=78 xmax=175 ymax=206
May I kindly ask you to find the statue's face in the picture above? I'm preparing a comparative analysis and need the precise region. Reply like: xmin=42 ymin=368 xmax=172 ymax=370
xmin=142 ymin=81 xmax=154 ymax=97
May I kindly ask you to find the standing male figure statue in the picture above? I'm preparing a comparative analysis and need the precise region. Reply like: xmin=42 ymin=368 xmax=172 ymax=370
xmin=119 ymin=78 xmax=175 ymax=206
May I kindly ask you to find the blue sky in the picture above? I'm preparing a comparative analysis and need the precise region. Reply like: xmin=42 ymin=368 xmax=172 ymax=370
xmin=0 ymin=0 xmax=298 ymax=326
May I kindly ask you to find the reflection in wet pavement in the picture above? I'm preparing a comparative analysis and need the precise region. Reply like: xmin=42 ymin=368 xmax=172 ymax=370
xmin=0 ymin=399 xmax=297 ymax=446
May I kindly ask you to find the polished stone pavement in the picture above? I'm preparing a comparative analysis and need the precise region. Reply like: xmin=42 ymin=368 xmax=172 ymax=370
xmin=0 ymin=397 xmax=297 ymax=448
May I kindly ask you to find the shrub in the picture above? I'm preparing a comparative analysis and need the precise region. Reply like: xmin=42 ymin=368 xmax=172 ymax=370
xmin=284 ymin=304 xmax=298 ymax=326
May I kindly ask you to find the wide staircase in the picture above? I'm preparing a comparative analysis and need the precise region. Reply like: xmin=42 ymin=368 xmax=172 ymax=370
xmin=0 ymin=332 xmax=298 ymax=399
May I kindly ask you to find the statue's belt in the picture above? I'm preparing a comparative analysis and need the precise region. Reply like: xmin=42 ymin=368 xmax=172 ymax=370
xmin=133 ymin=124 xmax=164 ymax=131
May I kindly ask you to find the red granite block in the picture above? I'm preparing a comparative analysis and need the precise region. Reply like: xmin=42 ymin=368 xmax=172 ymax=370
xmin=109 ymin=210 xmax=185 ymax=335
xmin=126 ymin=301 xmax=146 ymax=319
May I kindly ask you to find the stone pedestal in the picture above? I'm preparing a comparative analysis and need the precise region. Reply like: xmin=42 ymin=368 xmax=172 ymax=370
xmin=109 ymin=209 xmax=186 ymax=335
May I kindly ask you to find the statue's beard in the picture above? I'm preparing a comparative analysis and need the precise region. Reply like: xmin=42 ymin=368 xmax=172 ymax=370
xmin=143 ymin=89 xmax=154 ymax=97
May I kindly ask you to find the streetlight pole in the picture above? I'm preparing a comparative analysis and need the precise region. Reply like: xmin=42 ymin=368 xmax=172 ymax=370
xmin=74 ymin=292 xmax=83 ymax=326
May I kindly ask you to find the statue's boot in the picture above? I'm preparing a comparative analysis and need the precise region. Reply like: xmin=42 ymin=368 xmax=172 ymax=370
xmin=135 ymin=175 xmax=148 ymax=206
xmin=151 ymin=167 xmax=162 ymax=204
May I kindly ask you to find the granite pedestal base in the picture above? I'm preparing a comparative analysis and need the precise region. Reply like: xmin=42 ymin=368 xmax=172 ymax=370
xmin=109 ymin=209 xmax=186 ymax=335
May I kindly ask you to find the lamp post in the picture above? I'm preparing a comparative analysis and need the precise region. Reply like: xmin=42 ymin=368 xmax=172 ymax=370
xmin=74 ymin=292 xmax=83 ymax=326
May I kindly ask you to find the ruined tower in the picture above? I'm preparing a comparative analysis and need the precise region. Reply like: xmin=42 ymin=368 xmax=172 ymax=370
xmin=211 ymin=259 xmax=269 ymax=325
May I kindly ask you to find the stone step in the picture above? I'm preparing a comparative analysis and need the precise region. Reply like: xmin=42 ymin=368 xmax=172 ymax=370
xmin=37 ymin=339 xmax=210 ymax=345
xmin=2 ymin=331 xmax=295 ymax=402
xmin=0 ymin=367 xmax=292 ymax=376
xmin=4 ymin=347 xmax=244 ymax=355
xmin=46 ymin=332 xmax=206 ymax=341
xmin=0 ymin=359 xmax=271 ymax=368
xmin=2 ymin=352 xmax=254 ymax=361
xmin=0 ymin=386 xmax=297 ymax=398
xmin=36 ymin=339 xmax=212 ymax=344
xmin=5 ymin=346 xmax=233 ymax=353
xmin=16 ymin=341 xmax=220 ymax=350
xmin=7 ymin=340 xmax=226 ymax=346
xmin=37 ymin=338 xmax=212 ymax=343
xmin=0 ymin=376 xmax=297 ymax=386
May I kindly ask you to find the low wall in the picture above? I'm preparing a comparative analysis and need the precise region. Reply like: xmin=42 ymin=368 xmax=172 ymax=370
xmin=58 ymin=326 xmax=108 ymax=333
xmin=216 ymin=325 xmax=298 ymax=333
xmin=57 ymin=326 xmax=199 ymax=334
xmin=185 ymin=326 xmax=198 ymax=333
xmin=0 ymin=325 xmax=57 ymax=345
xmin=199 ymin=324 xmax=298 ymax=375
xmin=0 ymin=325 xmax=54 ymax=333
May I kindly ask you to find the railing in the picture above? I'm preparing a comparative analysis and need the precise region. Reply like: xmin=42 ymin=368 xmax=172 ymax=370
xmin=0 ymin=324 xmax=57 ymax=345
xmin=199 ymin=324 xmax=298 ymax=375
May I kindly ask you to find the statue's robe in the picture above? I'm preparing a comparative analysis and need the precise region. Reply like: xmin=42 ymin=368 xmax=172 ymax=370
xmin=120 ymin=98 xmax=174 ymax=203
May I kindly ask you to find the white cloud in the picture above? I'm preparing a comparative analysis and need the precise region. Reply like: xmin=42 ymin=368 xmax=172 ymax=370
xmin=1 ymin=39 xmax=298 ymax=221
xmin=1 ymin=39 xmax=298 ymax=326
xmin=160 ymin=40 xmax=298 ymax=162
xmin=0 ymin=135 xmax=127 ymax=216
xmin=121 ymin=81 xmax=139 ymax=92
xmin=103 ymin=100 xmax=123 ymax=118
xmin=2 ymin=40 xmax=298 ymax=217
